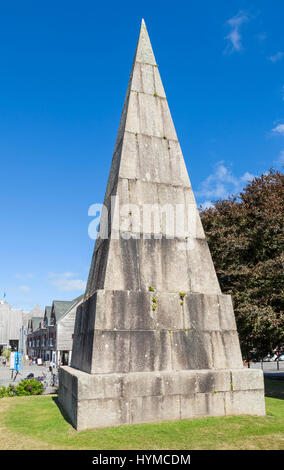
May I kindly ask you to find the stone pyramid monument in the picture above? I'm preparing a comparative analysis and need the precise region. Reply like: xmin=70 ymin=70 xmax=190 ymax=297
xmin=59 ymin=20 xmax=265 ymax=430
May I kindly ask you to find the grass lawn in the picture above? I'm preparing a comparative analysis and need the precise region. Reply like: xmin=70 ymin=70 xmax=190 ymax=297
xmin=0 ymin=377 xmax=283 ymax=450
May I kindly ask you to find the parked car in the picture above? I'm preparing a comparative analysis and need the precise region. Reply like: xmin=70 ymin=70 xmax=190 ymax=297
xmin=277 ymin=354 xmax=284 ymax=361
xmin=263 ymin=355 xmax=272 ymax=362
xmin=262 ymin=354 xmax=277 ymax=361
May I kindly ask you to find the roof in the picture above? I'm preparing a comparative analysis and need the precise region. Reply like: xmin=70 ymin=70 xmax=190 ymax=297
xmin=57 ymin=294 xmax=84 ymax=321
xmin=45 ymin=306 xmax=52 ymax=318
xmin=29 ymin=304 xmax=44 ymax=317
xmin=52 ymin=300 xmax=74 ymax=322
xmin=72 ymin=294 xmax=85 ymax=303
xmin=23 ymin=304 xmax=44 ymax=329
xmin=42 ymin=306 xmax=52 ymax=326
xmin=31 ymin=316 xmax=44 ymax=331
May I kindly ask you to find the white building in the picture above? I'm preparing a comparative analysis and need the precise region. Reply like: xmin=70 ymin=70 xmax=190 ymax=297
xmin=0 ymin=299 xmax=43 ymax=355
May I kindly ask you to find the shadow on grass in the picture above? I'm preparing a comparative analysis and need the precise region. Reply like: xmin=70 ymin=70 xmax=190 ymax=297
xmin=264 ymin=377 xmax=284 ymax=400
xmin=52 ymin=396 xmax=74 ymax=427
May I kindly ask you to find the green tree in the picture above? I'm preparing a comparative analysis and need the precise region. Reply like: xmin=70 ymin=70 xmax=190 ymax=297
xmin=200 ymin=169 xmax=284 ymax=361
xmin=2 ymin=349 xmax=11 ymax=360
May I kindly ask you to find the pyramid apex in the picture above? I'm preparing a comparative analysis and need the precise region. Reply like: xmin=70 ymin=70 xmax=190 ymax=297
xmin=135 ymin=18 xmax=156 ymax=65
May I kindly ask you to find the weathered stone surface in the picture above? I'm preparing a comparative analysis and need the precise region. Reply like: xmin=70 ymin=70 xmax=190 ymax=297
xmin=195 ymin=392 xmax=226 ymax=417
xmin=129 ymin=395 xmax=181 ymax=424
xmin=231 ymin=368 xmax=264 ymax=391
xmin=98 ymin=290 xmax=155 ymax=330
xmin=91 ymin=331 xmax=130 ymax=374
xmin=70 ymin=290 xmax=245 ymax=375
xmin=80 ymin=398 xmax=130 ymax=429
xmin=224 ymin=390 xmax=266 ymax=416
xmin=58 ymin=19 xmax=265 ymax=429
xmin=210 ymin=331 xmax=228 ymax=369
xmin=218 ymin=294 xmax=237 ymax=330
xmin=84 ymin=19 xmax=220 ymax=300
xmin=59 ymin=367 xmax=265 ymax=429
xmin=184 ymin=294 xmax=220 ymax=331
xmin=135 ymin=19 xmax=157 ymax=66
xmin=162 ymin=370 xmax=197 ymax=396
xmin=171 ymin=330 xmax=211 ymax=370
xmin=222 ymin=331 xmax=244 ymax=369
xmin=154 ymin=293 xmax=183 ymax=330
xmin=122 ymin=372 xmax=163 ymax=398
xmin=196 ymin=370 xmax=231 ymax=393
xmin=180 ymin=395 xmax=197 ymax=419
xmin=100 ymin=237 xmax=221 ymax=293
xmin=77 ymin=373 xmax=122 ymax=400
xmin=71 ymin=295 xmax=97 ymax=373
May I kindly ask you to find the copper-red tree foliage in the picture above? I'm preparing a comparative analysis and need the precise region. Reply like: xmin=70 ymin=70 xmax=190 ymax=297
xmin=200 ymin=169 xmax=284 ymax=360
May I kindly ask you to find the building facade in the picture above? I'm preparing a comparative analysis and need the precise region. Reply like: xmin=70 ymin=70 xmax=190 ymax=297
xmin=26 ymin=295 xmax=83 ymax=366
xmin=0 ymin=300 xmax=43 ymax=355
xmin=26 ymin=316 xmax=45 ymax=359
xmin=0 ymin=300 xmax=23 ymax=353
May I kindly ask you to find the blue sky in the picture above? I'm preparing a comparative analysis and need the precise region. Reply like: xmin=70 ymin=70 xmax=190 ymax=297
xmin=0 ymin=0 xmax=283 ymax=310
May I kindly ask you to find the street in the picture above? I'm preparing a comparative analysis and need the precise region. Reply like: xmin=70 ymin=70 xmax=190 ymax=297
xmin=0 ymin=363 xmax=58 ymax=394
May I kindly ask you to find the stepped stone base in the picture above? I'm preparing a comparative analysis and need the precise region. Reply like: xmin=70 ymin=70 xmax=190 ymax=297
xmin=58 ymin=366 xmax=265 ymax=430
xmin=70 ymin=291 xmax=246 ymax=375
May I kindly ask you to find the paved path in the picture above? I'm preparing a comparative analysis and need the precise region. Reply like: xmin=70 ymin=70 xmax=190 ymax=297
xmin=242 ymin=362 xmax=284 ymax=379
xmin=249 ymin=361 xmax=284 ymax=372
xmin=0 ymin=364 xmax=58 ymax=394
